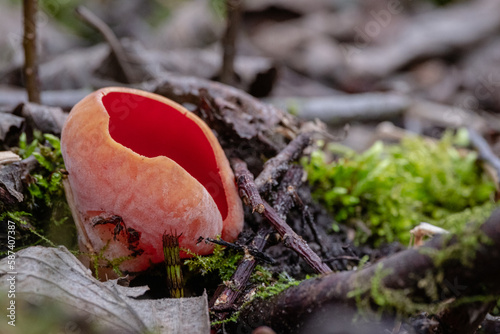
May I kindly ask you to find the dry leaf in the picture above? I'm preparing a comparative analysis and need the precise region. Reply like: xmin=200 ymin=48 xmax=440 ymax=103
xmin=0 ymin=246 xmax=210 ymax=334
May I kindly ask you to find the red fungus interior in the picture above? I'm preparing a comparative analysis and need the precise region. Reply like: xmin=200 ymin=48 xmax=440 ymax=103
xmin=103 ymin=92 xmax=228 ymax=220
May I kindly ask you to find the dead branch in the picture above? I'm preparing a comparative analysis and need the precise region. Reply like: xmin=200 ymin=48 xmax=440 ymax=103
xmin=232 ymin=158 xmax=331 ymax=275
xmin=209 ymin=225 xmax=273 ymax=313
xmin=267 ymin=93 xmax=410 ymax=125
xmin=255 ymin=132 xmax=313 ymax=193
xmin=210 ymin=162 xmax=312 ymax=324
xmin=220 ymin=0 xmax=242 ymax=85
xmin=237 ymin=209 xmax=500 ymax=334
xmin=22 ymin=0 xmax=40 ymax=103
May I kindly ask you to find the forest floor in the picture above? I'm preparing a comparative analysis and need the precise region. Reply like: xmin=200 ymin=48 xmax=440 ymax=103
xmin=1 ymin=1 xmax=500 ymax=334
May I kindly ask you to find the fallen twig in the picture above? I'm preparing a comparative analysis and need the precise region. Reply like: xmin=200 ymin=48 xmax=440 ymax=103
xmin=210 ymin=161 xmax=319 ymax=323
xmin=255 ymin=132 xmax=313 ymax=193
xmin=267 ymin=93 xmax=410 ymax=125
xmin=232 ymin=158 xmax=265 ymax=213
xmin=233 ymin=158 xmax=331 ymax=275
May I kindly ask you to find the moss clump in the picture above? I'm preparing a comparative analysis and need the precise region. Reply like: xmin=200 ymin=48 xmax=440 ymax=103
xmin=1 ymin=131 xmax=76 ymax=256
xmin=184 ymin=243 xmax=243 ymax=281
xmin=419 ymin=204 xmax=493 ymax=268
xmin=303 ymin=132 xmax=497 ymax=245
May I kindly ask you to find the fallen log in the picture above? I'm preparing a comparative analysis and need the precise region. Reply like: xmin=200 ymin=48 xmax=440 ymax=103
xmin=236 ymin=209 xmax=500 ymax=333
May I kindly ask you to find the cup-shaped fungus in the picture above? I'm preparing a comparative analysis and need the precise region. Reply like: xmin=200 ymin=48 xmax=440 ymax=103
xmin=61 ymin=87 xmax=243 ymax=274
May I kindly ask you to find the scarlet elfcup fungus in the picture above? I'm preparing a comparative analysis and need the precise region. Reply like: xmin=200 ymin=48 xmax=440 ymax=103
xmin=61 ymin=87 xmax=243 ymax=275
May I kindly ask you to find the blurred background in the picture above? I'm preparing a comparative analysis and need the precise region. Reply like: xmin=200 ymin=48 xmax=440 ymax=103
xmin=1 ymin=0 xmax=500 ymax=151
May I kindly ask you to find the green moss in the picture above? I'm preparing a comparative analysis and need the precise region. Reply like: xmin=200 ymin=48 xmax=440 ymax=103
xmin=210 ymin=269 xmax=301 ymax=326
xmin=1 ymin=132 xmax=76 ymax=255
xmin=303 ymin=132 xmax=497 ymax=246
xmin=87 ymin=241 xmax=130 ymax=279
xmin=183 ymin=243 xmax=243 ymax=281
xmin=348 ymin=264 xmax=447 ymax=320
xmin=419 ymin=205 xmax=493 ymax=268
xmin=253 ymin=270 xmax=301 ymax=299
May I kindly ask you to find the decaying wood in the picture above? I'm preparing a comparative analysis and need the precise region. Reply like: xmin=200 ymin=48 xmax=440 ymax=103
xmin=233 ymin=158 xmax=331 ymax=275
xmin=0 ymin=156 xmax=37 ymax=210
xmin=283 ymin=168 xmax=326 ymax=255
xmin=205 ymin=237 xmax=274 ymax=264
xmin=22 ymin=0 xmax=40 ymax=103
xmin=209 ymin=225 xmax=274 ymax=314
xmin=0 ymin=112 xmax=24 ymax=143
xmin=479 ymin=314 xmax=500 ymax=334
xmin=210 ymin=162 xmax=313 ymax=325
xmin=437 ymin=300 xmax=497 ymax=334
xmin=13 ymin=102 xmax=67 ymax=134
xmin=405 ymin=100 xmax=490 ymax=132
xmin=236 ymin=209 xmax=500 ymax=334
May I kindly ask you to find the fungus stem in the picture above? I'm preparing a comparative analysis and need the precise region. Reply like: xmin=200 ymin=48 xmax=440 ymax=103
xmin=163 ymin=232 xmax=184 ymax=298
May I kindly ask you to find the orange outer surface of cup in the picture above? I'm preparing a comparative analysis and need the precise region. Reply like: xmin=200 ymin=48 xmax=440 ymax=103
xmin=61 ymin=87 xmax=243 ymax=274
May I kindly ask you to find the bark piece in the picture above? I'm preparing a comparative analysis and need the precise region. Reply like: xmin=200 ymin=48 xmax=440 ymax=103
xmin=0 ymin=156 xmax=39 ymax=211
xmin=14 ymin=102 xmax=67 ymax=134
xmin=0 ymin=112 xmax=24 ymax=142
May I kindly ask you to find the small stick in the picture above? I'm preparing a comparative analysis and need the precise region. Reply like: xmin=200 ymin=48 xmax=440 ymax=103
xmin=210 ymin=160 xmax=323 ymax=323
xmin=232 ymin=158 xmax=265 ymax=213
xmin=219 ymin=0 xmax=242 ymax=85
xmin=233 ymin=158 xmax=331 ymax=275
xmin=163 ymin=232 xmax=184 ymax=298
xmin=210 ymin=166 xmax=307 ymax=315
xmin=468 ymin=127 xmax=500 ymax=182
xmin=255 ymin=132 xmax=313 ymax=193
xmin=262 ymin=201 xmax=331 ymax=274
xmin=209 ymin=225 xmax=273 ymax=311
xmin=23 ymin=0 xmax=41 ymax=103
xmin=76 ymin=6 xmax=139 ymax=84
